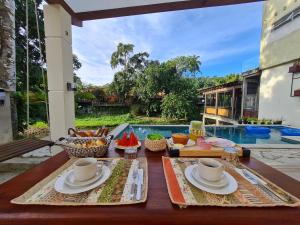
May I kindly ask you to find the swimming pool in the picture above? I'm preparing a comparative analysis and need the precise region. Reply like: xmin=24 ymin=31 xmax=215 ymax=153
xmin=116 ymin=125 xmax=295 ymax=144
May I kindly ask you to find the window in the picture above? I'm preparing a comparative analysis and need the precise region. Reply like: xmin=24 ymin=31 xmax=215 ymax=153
xmin=206 ymin=94 xmax=216 ymax=107
xmin=218 ymin=92 xmax=232 ymax=108
xmin=272 ymin=6 xmax=300 ymax=31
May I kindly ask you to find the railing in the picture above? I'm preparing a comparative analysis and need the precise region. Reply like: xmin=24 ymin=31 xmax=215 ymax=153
xmin=205 ymin=107 xmax=232 ymax=118
xmin=205 ymin=107 xmax=217 ymax=115
xmin=217 ymin=107 xmax=231 ymax=117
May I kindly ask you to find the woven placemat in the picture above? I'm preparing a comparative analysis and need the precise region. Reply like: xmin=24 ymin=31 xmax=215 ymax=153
xmin=11 ymin=157 xmax=148 ymax=206
xmin=162 ymin=157 xmax=300 ymax=208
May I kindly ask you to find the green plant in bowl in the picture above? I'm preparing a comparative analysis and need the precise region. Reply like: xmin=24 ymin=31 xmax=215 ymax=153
xmin=147 ymin=133 xmax=164 ymax=140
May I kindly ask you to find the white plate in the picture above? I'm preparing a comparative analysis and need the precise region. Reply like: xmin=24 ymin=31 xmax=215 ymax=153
xmin=65 ymin=166 xmax=103 ymax=188
xmin=54 ymin=165 xmax=111 ymax=194
xmin=185 ymin=165 xmax=238 ymax=195
xmin=205 ymin=137 xmax=235 ymax=148
xmin=191 ymin=167 xmax=228 ymax=188
xmin=168 ymin=138 xmax=195 ymax=147
xmin=185 ymin=139 xmax=196 ymax=147
xmin=115 ymin=141 xmax=141 ymax=150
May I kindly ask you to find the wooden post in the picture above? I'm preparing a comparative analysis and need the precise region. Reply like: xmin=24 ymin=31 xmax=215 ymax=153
xmin=232 ymin=87 xmax=236 ymax=119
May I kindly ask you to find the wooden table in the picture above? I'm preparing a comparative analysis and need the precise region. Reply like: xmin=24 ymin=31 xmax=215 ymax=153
xmin=0 ymin=142 xmax=299 ymax=225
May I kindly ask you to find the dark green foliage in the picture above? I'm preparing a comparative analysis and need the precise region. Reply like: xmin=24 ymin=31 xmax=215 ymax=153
xmin=15 ymin=0 xmax=82 ymax=131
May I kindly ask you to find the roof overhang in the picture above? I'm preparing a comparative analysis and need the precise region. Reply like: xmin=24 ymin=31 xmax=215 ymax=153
xmin=199 ymin=81 xmax=243 ymax=94
xmin=44 ymin=0 xmax=264 ymax=27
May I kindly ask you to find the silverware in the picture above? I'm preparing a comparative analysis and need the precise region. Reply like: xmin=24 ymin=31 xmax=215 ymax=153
xmin=130 ymin=169 xmax=138 ymax=200
xmin=241 ymin=169 xmax=289 ymax=202
xmin=136 ymin=168 xmax=144 ymax=201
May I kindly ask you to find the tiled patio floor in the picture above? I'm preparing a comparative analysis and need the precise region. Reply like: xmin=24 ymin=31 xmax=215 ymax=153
xmin=251 ymin=148 xmax=300 ymax=182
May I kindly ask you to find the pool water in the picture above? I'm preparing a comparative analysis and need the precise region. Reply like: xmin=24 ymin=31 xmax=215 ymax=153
xmin=116 ymin=125 xmax=292 ymax=144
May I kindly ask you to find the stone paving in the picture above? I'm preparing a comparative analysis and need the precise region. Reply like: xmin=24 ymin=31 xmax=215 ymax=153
xmin=251 ymin=148 xmax=300 ymax=182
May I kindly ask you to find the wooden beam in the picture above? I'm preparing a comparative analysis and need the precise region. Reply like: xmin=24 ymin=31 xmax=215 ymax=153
xmin=77 ymin=0 xmax=263 ymax=21
xmin=45 ymin=0 xmax=263 ymax=24
xmin=44 ymin=0 xmax=83 ymax=26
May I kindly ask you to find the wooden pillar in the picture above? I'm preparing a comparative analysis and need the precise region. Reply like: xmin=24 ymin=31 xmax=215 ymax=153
xmin=232 ymin=88 xmax=235 ymax=119
xmin=44 ymin=4 xmax=74 ymax=141
xmin=215 ymin=92 xmax=218 ymax=115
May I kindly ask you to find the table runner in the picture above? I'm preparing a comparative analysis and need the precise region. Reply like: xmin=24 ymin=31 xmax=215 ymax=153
xmin=162 ymin=157 xmax=300 ymax=208
xmin=11 ymin=157 xmax=148 ymax=206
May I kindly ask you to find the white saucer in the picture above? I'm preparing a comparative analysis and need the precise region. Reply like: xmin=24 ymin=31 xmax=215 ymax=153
xmin=65 ymin=167 xmax=103 ymax=188
xmin=54 ymin=165 xmax=111 ymax=194
xmin=191 ymin=167 xmax=228 ymax=188
xmin=185 ymin=139 xmax=196 ymax=147
xmin=205 ymin=137 xmax=235 ymax=148
xmin=185 ymin=165 xmax=238 ymax=195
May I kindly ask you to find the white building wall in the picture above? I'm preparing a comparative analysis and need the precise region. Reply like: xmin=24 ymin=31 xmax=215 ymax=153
xmin=258 ymin=63 xmax=300 ymax=127
xmin=259 ymin=0 xmax=300 ymax=127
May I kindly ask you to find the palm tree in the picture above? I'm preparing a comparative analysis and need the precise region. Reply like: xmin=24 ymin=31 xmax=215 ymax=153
xmin=0 ymin=0 xmax=17 ymax=140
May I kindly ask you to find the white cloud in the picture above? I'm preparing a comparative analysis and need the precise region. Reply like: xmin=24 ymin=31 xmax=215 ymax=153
xmin=72 ymin=2 xmax=263 ymax=85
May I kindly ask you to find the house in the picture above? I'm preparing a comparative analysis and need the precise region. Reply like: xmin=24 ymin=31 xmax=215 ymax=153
xmin=200 ymin=81 xmax=243 ymax=125
xmin=258 ymin=0 xmax=300 ymax=127
xmin=202 ymin=0 xmax=300 ymax=127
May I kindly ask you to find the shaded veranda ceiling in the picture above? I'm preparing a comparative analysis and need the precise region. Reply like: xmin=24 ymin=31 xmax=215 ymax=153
xmin=45 ymin=0 xmax=264 ymax=26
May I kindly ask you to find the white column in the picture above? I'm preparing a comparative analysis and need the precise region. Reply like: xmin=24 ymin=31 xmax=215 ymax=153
xmin=44 ymin=4 xmax=74 ymax=141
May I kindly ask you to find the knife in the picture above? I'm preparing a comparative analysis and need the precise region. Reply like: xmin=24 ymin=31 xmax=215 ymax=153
xmin=136 ymin=169 xmax=144 ymax=201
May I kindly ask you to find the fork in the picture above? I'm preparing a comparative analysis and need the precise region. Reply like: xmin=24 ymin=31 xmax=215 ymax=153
xmin=130 ymin=169 xmax=138 ymax=200
xmin=241 ymin=169 xmax=289 ymax=202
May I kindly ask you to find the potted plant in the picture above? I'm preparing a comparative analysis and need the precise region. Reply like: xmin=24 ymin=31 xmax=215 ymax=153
xmin=145 ymin=133 xmax=167 ymax=152
xmin=260 ymin=119 xmax=266 ymax=125
xmin=238 ymin=118 xmax=243 ymax=124
xmin=266 ymin=120 xmax=272 ymax=125
xmin=273 ymin=120 xmax=283 ymax=125
xmin=251 ymin=118 xmax=258 ymax=124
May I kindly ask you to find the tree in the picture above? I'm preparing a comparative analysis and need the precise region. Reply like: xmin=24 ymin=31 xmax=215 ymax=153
xmin=0 ymin=0 xmax=17 ymax=139
xmin=161 ymin=78 xmax=199 ymax=120
xmin=135 ymin=55 xmax=201 ymax=116
xmin=13 ymin=0 xmax=83 ymax=130
xmin=170 ymin=55 xmax=201 ymax=76
xmin=110 ymin=43 xmax=149 ymax=102
xmin=110 ymin=43 xmax=134 ymax=70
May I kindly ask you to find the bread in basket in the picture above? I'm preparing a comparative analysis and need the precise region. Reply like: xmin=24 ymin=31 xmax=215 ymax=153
xmin=57 ymin=135 xmax=113 ymax=158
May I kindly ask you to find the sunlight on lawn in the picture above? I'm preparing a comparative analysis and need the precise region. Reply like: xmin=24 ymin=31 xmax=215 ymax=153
xmin=75 ymin=114 xmax=187 ymax=128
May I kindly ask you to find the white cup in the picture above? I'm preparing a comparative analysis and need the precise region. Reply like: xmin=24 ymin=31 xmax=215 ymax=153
xmin=196 ymin=158 xmax=224 ymax=182
xmin=73 ymin=158 xmax=97 ymax=181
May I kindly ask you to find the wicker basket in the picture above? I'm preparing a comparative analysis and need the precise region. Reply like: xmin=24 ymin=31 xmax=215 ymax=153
xmin=144 ymin=138 xmax=167 ymax=152
xmin=56 ymin=135 xmax=113 ymax=158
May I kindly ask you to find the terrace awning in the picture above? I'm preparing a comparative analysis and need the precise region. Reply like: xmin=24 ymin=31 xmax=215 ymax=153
xmin=45 ymin=0 xmax=264 ymax=26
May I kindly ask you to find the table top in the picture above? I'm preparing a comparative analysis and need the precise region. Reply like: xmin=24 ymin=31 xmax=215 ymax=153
xmin=0 ymin=141 xmax=299 ymax=225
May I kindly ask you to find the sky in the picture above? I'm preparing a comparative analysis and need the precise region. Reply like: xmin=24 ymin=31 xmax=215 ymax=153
xmin=72 ymin=2 xmax=263 ymax=86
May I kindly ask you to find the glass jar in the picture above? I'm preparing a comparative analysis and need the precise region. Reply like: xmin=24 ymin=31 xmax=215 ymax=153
xmin=124 ymin=147 xmax=138 ymax=160
xmin=222 ymin=147 xmax=240 ymax=166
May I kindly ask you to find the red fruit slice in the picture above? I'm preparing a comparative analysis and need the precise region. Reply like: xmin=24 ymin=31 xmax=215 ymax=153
xmin=118 ymin=132 xmax=129 ymax=146
xmin=129 ymin=131 xmax=138 ymax=146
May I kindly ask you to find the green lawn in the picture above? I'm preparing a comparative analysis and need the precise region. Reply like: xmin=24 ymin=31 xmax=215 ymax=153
xmin=75 ymin=113 xmax=187 ymax=128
